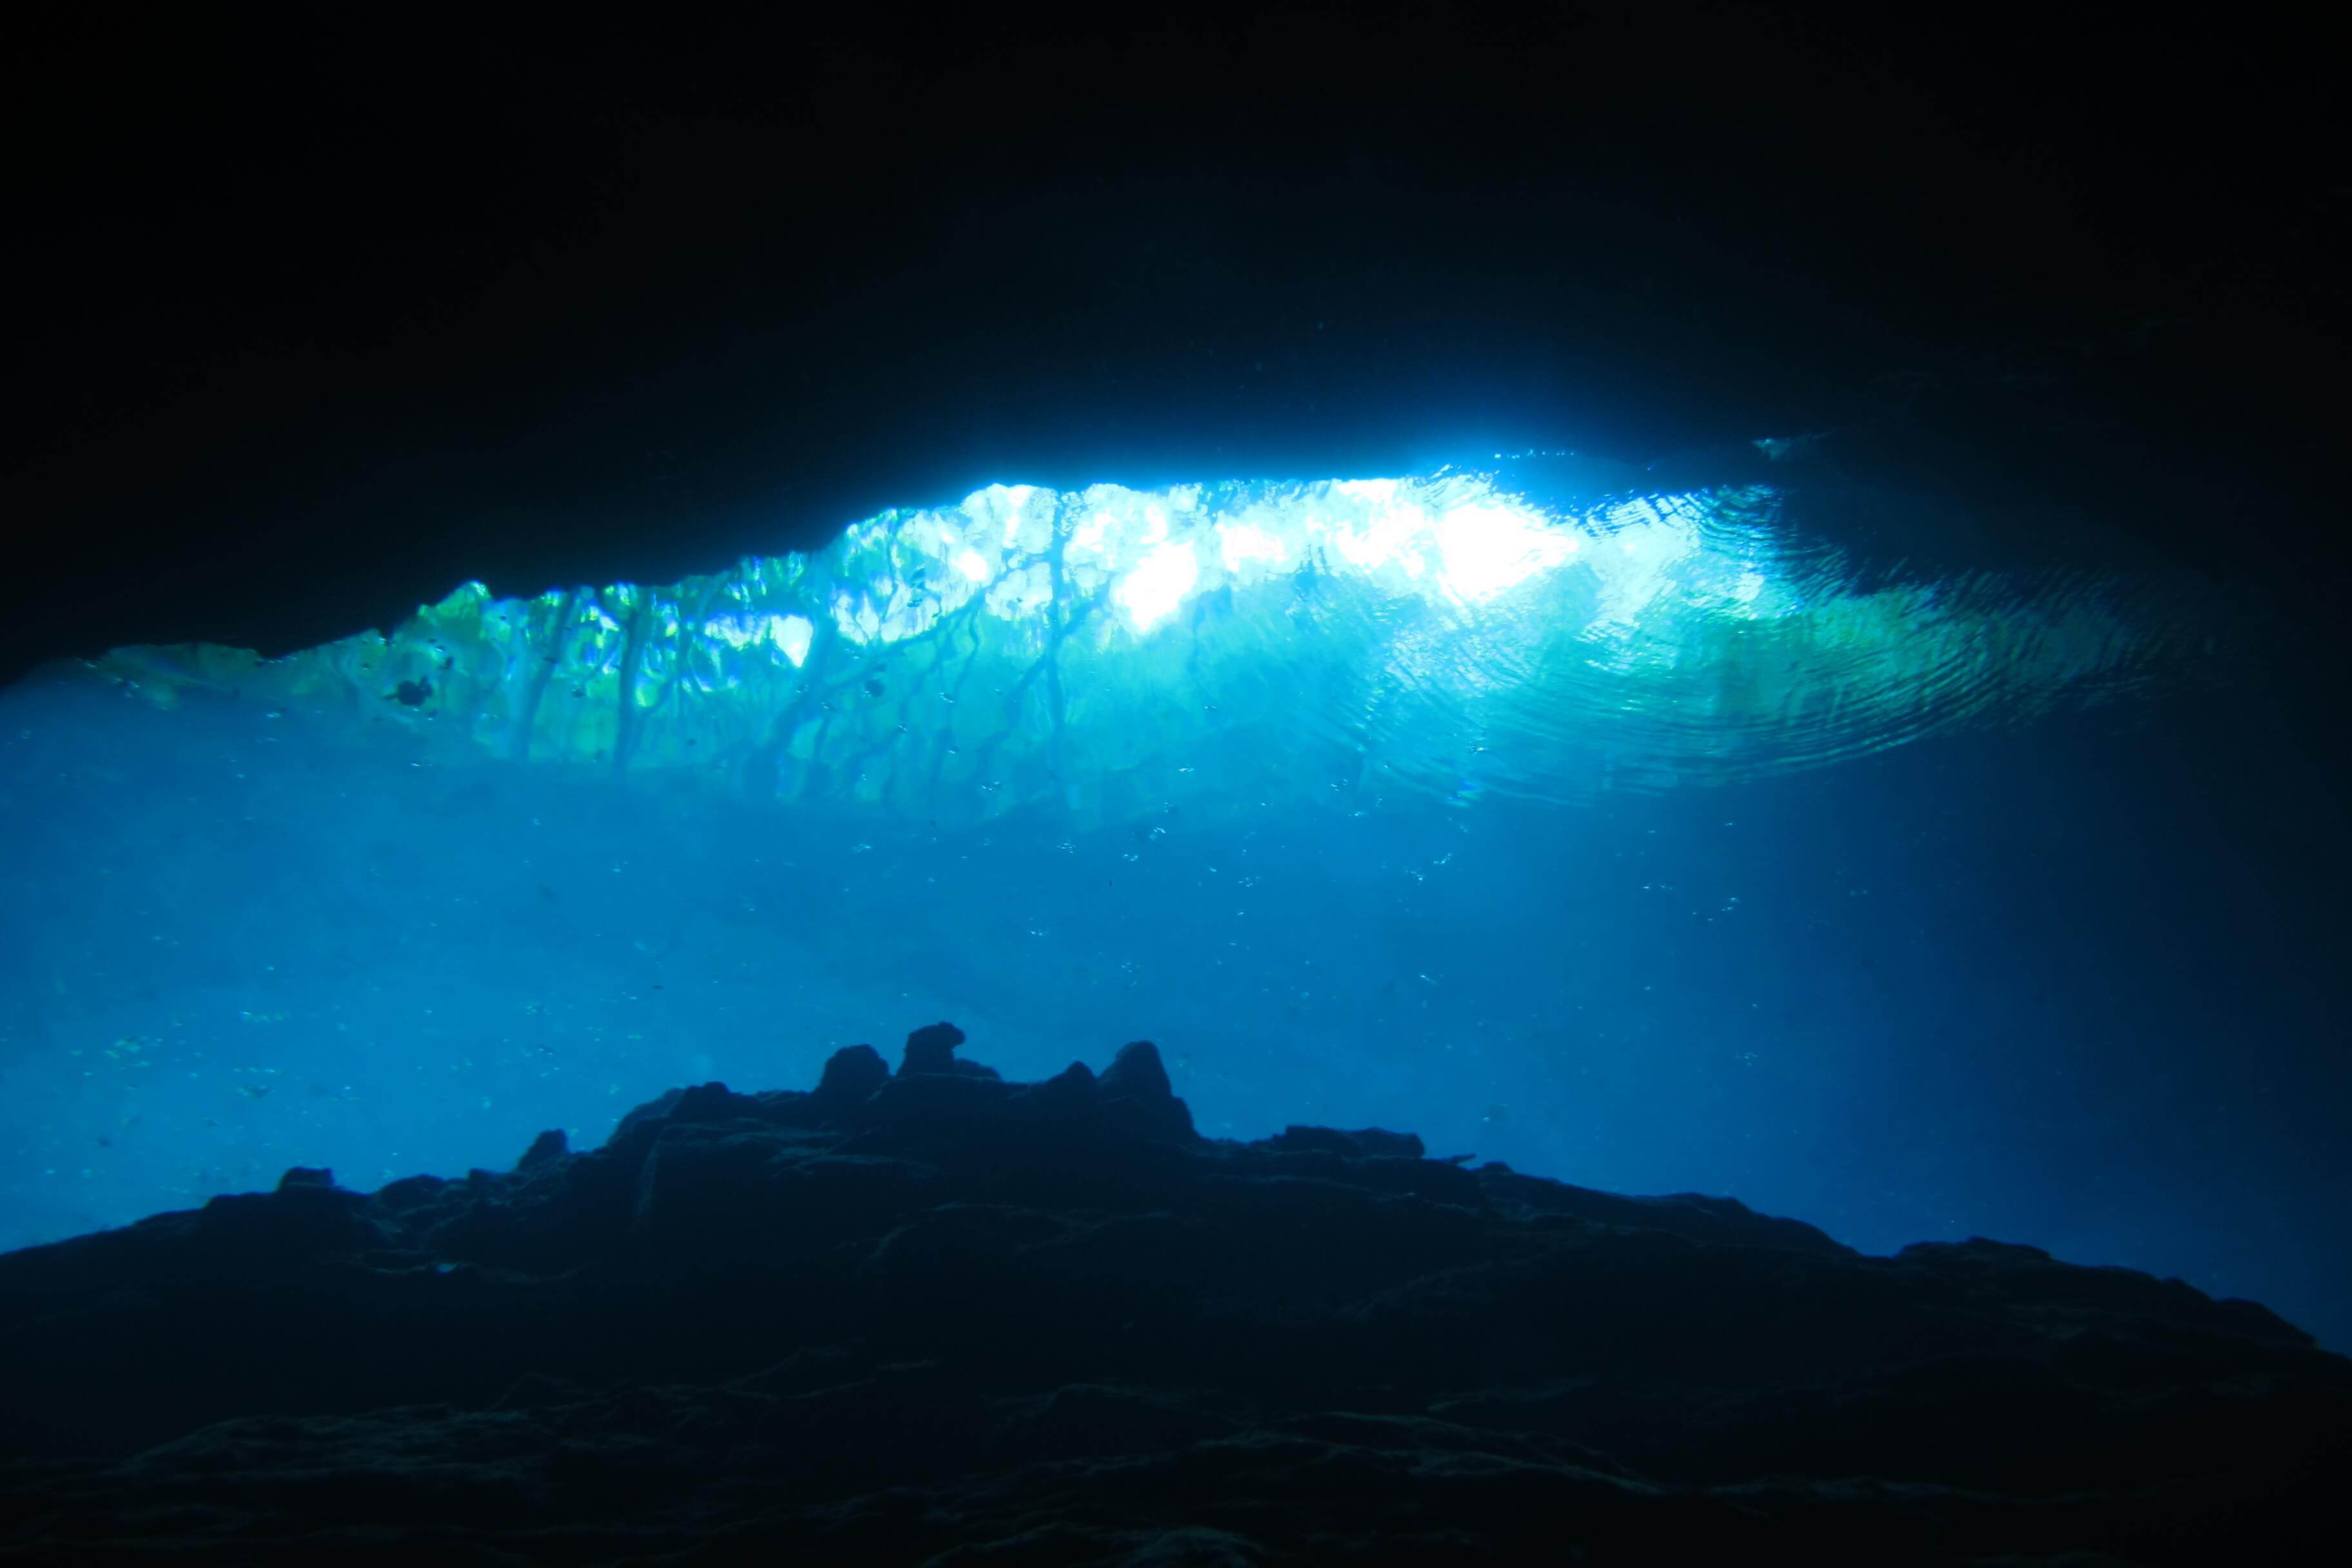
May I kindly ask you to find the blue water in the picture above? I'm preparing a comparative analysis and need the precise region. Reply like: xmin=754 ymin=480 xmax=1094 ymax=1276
xmin=3 ymin=458 xmax=2344 ymax=1347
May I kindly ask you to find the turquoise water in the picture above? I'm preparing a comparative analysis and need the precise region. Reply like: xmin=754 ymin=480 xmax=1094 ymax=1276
xmin=3 ymin=449 xmax=2343 ymax=1343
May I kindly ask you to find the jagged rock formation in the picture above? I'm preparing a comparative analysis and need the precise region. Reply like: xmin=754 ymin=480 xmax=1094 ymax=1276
xmin=2 ymin=1026 xmax=2344 ymax=1564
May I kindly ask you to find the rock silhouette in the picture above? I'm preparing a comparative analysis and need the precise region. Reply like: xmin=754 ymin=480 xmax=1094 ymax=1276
xmin=1 ymin=1024 xmax=2343 ymax=1564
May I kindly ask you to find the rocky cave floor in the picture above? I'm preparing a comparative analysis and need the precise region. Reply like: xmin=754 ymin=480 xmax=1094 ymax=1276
xmin=2 ymin=1023 xmax=2344 ymax=1565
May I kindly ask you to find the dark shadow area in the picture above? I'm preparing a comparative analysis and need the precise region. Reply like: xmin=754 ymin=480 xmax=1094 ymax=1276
xmin=3 ymin=1026 xmax=2343 ymax=1563
xmin=10 ymin=11 xmax=2346 ymax=681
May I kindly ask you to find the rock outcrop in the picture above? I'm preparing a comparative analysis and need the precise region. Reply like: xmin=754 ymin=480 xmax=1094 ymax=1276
xmin=1 ymin=1025 xmax=2342 ymax=1564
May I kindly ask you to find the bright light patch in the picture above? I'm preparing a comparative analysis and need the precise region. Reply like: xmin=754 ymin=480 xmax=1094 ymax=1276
xmin=775 ymin=614 xmax=814 ymax=666
xmin=700 ymin=614 xmax=754 ymax=650
xmin=702 ymin=611 xmax=812 ymax=658
xmin=955 ymin=549 xmax=994 ymax=584
xmin=1115 ymin=537 xmax=1199 ymax=634
xmin=1433 ymin=502 xmax=1580 ymax=604
xmin=1328 ymin=502 xmax=1427 ymax=574
xmin=999 ymin=485 xmax=1049 ymax=553
xmin=1217 ymin=522 xmax=1288 ymax=572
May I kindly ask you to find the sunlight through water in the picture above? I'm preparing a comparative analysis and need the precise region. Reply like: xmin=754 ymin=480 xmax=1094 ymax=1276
xmin=85 ymin=465 xmax=2213 ymax=821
